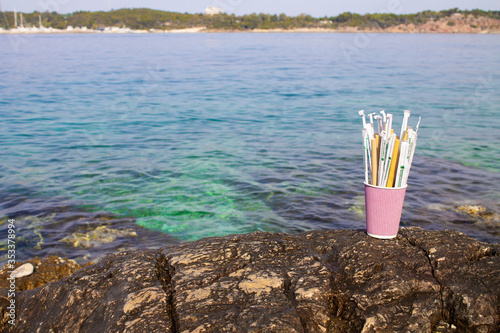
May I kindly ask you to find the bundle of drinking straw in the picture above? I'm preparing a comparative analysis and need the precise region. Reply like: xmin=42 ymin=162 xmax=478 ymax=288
xmin=359 ymin=110 xmax=421 ymax=188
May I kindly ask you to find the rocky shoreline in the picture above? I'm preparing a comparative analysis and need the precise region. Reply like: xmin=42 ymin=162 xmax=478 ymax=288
xmin=1 ymin=14 xmax=499 ymax=35
xmin=1 ymin=227 xmax=499 ymax=332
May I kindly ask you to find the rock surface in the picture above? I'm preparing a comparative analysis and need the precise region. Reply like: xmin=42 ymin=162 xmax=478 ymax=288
xmin=1 ymin=227 xmax=499 ymax=332
xmin=381 ymin=14 xmax=500 ymax=34
xmin=0 ymin=255 xmax=86 ymax=292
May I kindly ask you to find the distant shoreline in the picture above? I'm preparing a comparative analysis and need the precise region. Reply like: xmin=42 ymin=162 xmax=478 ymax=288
xmin=1 ymin=27 xmax=499 ymax=35
xmin=2 ymin=9 xmax=499 ymax=35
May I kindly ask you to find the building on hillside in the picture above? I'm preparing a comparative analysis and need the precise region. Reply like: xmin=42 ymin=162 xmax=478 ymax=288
xmin=205 ymin=6 xmax=223 ymax=16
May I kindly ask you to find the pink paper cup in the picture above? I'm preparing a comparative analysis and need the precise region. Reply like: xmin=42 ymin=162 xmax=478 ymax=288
xmin=364 ymin=183 xmax=407 ymax=239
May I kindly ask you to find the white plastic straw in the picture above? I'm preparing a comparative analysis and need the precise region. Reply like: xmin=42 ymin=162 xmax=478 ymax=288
xmin=359 ymin=110 xmax=374 ymax=184
xmin=378 ymin=130 xmax=387 ymax=185
xmin=381 ymin=132 xmax=396 ymax=187
xmin=358 ymin=110 xmax=366 ymax=128
xmin=395 ymin=141 xmax=409 ymax=187
xmin=366 ymin=128 xmax=373 ymax=177
xmin=400 ymin=110 xmax=411 ymax=140
xmin=380 ymin=110 xmax=387 ymax=131
xmin=362 ymin=128 xmax=370 ymax=183
xmin=406 ymin=129 xmax=418 ymax=179
xmin=386 ymin=113 xmax=393 ymax=136
xmin=415 ymin=116 xmax=421 ymax=134
xmin=368 ymin=112 xmax=375 ymax=127
xmin=374 ymin=115 xmax=383 ymax=133
xmin=402 ymin=128 xmax=417 ymax=186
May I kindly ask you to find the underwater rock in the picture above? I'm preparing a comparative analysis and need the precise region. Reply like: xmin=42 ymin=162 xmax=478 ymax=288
xmin=1 ymin=227 xmax=499 ymax=332
xmin=347 ymin=195 xmax=365 ymax=217
xmin=60 ymin=225 xmax=137 ymax=248
xmin=455 ymin=204 xmax=496 ymax=220
xmin=427 ymin=203 xmax=499 ymax=236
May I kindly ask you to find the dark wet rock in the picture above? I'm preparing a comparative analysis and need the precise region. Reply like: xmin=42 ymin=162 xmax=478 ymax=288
xmin=402 ymin=228 xmax=500 ymax=332
xmin=1 ymin=227 xmax=499 ymax=333
xmin=4 ymin=252 xmax=172 ymax=332
xmin=0 ymin=255 xmax=88 ymax=329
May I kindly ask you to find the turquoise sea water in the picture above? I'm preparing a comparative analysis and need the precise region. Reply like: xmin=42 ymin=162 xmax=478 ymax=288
xmin=1 ymin=33 xmax=499 ymax=262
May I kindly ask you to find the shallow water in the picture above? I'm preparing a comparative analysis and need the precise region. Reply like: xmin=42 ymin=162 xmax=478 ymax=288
xmin=1 ymin=33 xmax=499 ymax=263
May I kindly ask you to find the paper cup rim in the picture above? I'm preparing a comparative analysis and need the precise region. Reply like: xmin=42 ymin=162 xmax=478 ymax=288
xmin=364 ymin=182 xmax=408 ymax=190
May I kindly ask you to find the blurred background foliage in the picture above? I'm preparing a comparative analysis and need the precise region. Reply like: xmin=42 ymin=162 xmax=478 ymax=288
xmin=1 ymin=8 xmax=499 ymax=30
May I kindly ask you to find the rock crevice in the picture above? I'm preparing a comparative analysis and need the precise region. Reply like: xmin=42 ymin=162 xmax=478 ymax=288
xmin=155 ymin=251 xmax=178 ymax=333
xmin=402 ymin=233 xmax=446 ymax=323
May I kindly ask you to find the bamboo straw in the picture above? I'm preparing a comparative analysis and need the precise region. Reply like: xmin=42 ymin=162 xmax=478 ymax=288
xmin=371 ymin=137 xmax=378 ymax=185
xmin=386 ymin=138 xmax=400 ymax=187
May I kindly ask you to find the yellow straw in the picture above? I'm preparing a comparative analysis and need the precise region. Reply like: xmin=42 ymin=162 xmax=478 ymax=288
xmin=371 ymin=137 xmax=378 ymax=186
xmin=386 ymin=138 xmax=400 ymax=187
